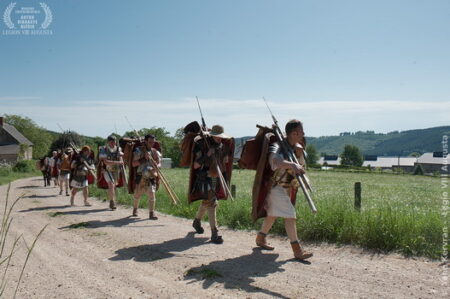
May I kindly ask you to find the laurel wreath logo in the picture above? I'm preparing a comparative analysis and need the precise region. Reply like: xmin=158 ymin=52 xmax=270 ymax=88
xmin=3 ymin=2 xmax=16 ymax=29
xmin=40 ymin=2 xmax=52 ymax=29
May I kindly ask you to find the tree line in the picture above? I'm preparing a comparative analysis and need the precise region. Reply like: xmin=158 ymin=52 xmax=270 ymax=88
xmin=6 ymin=114 xmax=366 ymax=168
xmin=4 ymin=114 xmax=183 ymax=166
xmin=306 ymin=144 xmax=363 ymax=167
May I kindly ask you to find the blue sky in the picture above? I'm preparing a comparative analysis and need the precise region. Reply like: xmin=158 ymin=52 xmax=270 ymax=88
xmin=1 ymin=0 xmax=449 ymax=137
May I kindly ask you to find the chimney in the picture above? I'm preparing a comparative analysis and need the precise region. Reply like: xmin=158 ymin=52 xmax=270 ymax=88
xmin=0 ymin=117 xmax=3 ymax=126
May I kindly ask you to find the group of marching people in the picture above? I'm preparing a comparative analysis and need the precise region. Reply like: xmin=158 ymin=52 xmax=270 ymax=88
xmin=39 ymin=118 xmax=313 ymax=261
xmin=39 ymin=136 xmax=126 ymax=209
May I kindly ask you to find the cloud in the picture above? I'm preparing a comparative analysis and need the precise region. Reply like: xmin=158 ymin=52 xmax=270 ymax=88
xmin=2 ymin=98 xmax=449 ymax=137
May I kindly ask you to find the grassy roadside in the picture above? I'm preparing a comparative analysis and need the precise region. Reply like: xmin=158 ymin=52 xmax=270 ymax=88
xmin=89 ymin=168 xmax=448 ymax=260
xmin=0 ymin=161 xmax=41 ymax=186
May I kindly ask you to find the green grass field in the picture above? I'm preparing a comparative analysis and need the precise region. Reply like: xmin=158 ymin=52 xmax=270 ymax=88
xmin=88 ymin=168 xmax=447 ymax=259
xmin=0 ymin=161 xmax=41 ymax=186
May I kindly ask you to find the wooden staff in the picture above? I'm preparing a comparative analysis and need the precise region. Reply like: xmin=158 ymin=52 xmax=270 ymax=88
xmin=146 ymin=152 xmax=180 ymax=205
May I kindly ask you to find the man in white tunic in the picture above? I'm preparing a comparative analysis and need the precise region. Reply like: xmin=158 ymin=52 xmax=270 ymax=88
xmin=255 ymin=120 xmax=313 ymax=260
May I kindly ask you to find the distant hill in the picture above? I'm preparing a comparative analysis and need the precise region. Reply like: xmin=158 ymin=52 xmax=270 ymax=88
xmin=309 ymin=126 xmax=450 ymax=156
xmin=235 ymin=126 xmax=450 ymax=157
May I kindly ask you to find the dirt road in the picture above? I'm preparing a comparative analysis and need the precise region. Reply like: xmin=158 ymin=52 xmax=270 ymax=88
xmin=1 ymin=177 xmax=447 ymax=298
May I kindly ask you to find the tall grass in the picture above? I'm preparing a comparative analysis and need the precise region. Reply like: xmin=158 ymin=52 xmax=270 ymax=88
xmin=90 ymin=168 xmax=447 ymax=259
xmin=0 ymin=184 xmax=47 ymax=298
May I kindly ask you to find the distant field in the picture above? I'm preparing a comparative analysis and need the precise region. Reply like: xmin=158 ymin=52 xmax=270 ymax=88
xmin=90 ymin=168 xmax=447 ymax=259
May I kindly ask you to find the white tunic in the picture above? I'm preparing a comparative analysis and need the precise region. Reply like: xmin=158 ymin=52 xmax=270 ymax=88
xmin=265 ymin=151 xmax=297 ymax=219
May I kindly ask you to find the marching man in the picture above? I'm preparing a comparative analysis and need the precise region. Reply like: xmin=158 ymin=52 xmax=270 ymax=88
xmin=99 ymin=135 xmax=124 ymax=210
xmin=131 ymin=134 xmax=161 ymax=219
xmin=58 ymin=147 xmax=72 ymax=196
xmin=70 ymin=146 xmax=95 ymax=206
xmin=254 ymin=120 xmax=313 ymax=260
xmin=189 ymin=125 xmax=234 ymax=244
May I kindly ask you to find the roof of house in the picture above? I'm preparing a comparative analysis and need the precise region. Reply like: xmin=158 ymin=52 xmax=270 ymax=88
xmin=0 ymin=144 xmax=20 ymax=155
xmin=362 ymin=157 xmax=417 ymax=168
xmin=1 ymin=123 xmax=33 ymax=146
xmin=417 ymin=152 xmax=448 ymax=165
xmin=318 ymin=157 xmax=341 ymax=165
xmin=318 ymin=156 xmax=417 ymax=167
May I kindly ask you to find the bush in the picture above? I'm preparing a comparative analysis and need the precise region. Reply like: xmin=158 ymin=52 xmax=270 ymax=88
xmin=414 ymin=164 xmax=424 ymax=175
xmin=341 ymin=144 xmax=363 ymax=167
xmin=12 ymin=160 xmax=36 ymax=173
xmin=0 ymin=164 xmax=13 ymax=177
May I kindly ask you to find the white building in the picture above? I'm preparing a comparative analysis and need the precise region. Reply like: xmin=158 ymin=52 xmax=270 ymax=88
xmin=363 ymin=157 xmax=417 ymax=169
xmin=415 ymin=152 xmax=448 ymax=174
xmin=161 ymin=157 xmax=173 ymax=168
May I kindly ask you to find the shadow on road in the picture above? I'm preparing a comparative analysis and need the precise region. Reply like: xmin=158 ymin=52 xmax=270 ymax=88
xmin=58 ymin=216 xmax=158 ymax=230
xmin=19 ymin=205 xmax=72 ymax=212
xmin=24 ymin=194 xmax=58 ymax=199
xmin=55 ymin=208 xmax=110 ymax=216
xmin=109 ymin=232 xmax=209 ymax=262
xmin=184 ymin=248 xmax=295 ymax=299
xmin=18 ymin=185 xmax=48 ymax=189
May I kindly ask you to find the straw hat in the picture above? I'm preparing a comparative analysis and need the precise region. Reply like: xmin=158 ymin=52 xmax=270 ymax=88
xmin=208 ymin=125 xmax=231 ymax=139
xmin=81 ymin=145 xmax=91 ymax=152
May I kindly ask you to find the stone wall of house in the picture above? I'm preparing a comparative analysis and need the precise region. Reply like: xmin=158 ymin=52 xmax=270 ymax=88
xmin=0 ymin=154 xmax=18 ymax=164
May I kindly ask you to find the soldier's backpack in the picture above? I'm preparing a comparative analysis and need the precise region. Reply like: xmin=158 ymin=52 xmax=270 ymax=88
xmin=238 ymin=125 xmax=273 ymax=170
xmin=179 ymin=121 xmax=202 ymax=167
xmin=118 ymin=137 xmax=162 ymax=193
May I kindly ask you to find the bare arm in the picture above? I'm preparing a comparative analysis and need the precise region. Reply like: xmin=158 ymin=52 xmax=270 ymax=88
xmin=269 ymin=153 xmax=305 ymax=174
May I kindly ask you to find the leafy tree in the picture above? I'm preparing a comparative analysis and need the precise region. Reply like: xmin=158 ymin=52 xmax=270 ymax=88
xmin=85 ymin=136 xmax=106 ymax=153
xmin=174 ymin=127 xmax=184 ymax=141
xmin=340 ymin=144 xmax=363 ymax=167
xmin=4 ymin=114 xmax=55 ymax=158
xmin=305 ymin=144 xmax=319 ymax=166
xmin=49 ymin=131 xmax=84 ymax=153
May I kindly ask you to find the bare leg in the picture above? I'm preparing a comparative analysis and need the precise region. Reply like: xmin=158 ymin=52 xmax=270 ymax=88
xmin=148 ymin=192 xmax=156 ymax=212
xmin=133 ymin=195 xmax=140 ymax=209
xmin=133 ymin=187 xmax=141 ymax=209
xmin=284 ymin=218 xmax=299 ymax=242
xmin=206 ymin=203 xmax=218 ymax=230
xmin=70 ymin=188 xmax=77 ymax=206
xmin=107 ymin=181 xmax=117 ymax=210
xmin=195 ymin=201 xmax=208 ymax=220
xmin=83 ymin=187 xmax=90 ymax=206
xmin=107 ymin=182 xmax=115 ymax=202
xmin=192 ymin=201 xmax=207 ymax=234
xmin=260 ymin=216 xmax=277 ymax=234
xmin=59 ymin=177 xmax=63 ymax=193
